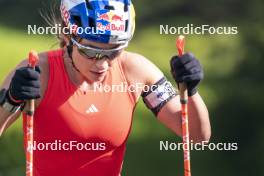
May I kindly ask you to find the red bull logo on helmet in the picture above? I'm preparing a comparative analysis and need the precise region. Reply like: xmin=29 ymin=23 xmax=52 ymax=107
xmin=97 ymin=11 xmax=124 ymax=22
xmin=97 ymin=23 xmax=125 ymax=32
xmin=61 ymin=4 xmax=79 ymax=35
xmin=96 ymin=10 xmax=125 ymax=32
xmin=97 ymin=13 xmax=110 ymax=21
xmin=111 ymin=14 xmax=123 ymax=22
xmin=61 ymin=4 xmax=70 ymax=26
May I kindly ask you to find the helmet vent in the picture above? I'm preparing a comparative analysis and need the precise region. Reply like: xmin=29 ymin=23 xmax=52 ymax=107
xmin=125 ymin=20 xmax=128 ymax=32
xmin=88 ymin=17 xmax=96 ymax=29
xmin=124 ymin=0 xmax=128 ymax=11
xmin=105 ymin=5 xmax=115 ymax=10
xmin=85 ymin=0 xmax=93 ymax=9
xmin=72 ymin=15 xmax=82 ymax=27
xmin=124 ymin=5 xmax=128 ymax=12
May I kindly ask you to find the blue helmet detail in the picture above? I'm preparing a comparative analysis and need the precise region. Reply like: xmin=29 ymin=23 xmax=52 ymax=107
xmin=60 ymin=0 xmax=135 ymax=44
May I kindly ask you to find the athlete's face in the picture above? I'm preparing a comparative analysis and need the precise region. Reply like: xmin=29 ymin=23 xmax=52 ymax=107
xmin=72 ymin=39 xmax=123 ymax=83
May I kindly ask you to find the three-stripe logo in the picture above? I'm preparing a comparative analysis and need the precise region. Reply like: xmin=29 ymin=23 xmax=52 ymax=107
xmin=86 ymin=104 xmax=99 ymax=114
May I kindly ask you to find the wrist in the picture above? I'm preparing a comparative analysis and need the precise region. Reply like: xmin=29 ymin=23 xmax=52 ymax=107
xmin=0 ymin=89 xmax=22 ymax=113
xmin=7 ymin=89 xmax=24 ymax=106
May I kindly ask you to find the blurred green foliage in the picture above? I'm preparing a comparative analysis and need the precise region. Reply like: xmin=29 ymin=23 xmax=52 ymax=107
xmin=0 ymin=0 xmax=264 ymax=175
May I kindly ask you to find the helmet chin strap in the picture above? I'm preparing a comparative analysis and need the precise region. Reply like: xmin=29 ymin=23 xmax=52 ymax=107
xmin=67 ymin=41 xmax=80 ymax=72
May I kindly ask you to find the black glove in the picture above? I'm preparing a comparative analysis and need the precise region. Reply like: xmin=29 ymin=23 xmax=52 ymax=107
xmin=8 ymin=66 xmax=41 ymax=105
xmin=170 ymin=53 xmax=203 ymax=96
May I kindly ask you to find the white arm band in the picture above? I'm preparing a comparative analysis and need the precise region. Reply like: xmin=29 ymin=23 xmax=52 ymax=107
xmin=141 ymin=77 xmax=178 ymax=116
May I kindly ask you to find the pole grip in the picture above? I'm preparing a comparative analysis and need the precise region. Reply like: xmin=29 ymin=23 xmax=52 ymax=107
xmin=176 ymin=35 xmax=188 ymax=102
xmin=27 ymin=50 xmax=39 ymax=115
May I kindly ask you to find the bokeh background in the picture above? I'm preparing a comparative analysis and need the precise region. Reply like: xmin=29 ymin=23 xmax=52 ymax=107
xmin=0 ymin=0 xmax=263 ymax=175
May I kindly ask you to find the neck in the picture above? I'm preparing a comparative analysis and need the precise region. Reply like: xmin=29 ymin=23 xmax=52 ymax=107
xmin=63 ymin=49 xmax=84 ymax=85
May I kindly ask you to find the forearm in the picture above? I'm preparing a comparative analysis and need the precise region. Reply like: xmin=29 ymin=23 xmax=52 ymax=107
xmin=188 ymin=92 xmax=211 ymax=143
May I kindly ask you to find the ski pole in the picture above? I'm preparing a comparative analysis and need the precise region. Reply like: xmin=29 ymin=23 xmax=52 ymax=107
xmin=176 ymin=35 xmax=191 ymax=176
xmin=26 ymin=50 xmax=39 ymax=176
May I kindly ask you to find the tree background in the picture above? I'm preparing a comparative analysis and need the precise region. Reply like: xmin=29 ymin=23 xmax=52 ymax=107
xmin=0 ymin=0 xmax=263 ymax=175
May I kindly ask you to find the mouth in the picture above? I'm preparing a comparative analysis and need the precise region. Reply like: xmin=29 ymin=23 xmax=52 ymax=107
xmin=90 ymin=70 xmax=107 ymax=76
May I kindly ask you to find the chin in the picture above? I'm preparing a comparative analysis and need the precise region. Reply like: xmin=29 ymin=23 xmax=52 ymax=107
xmin=93 ymin=76 xmax=105 ymax=82
xmin=86 ymin=73 xmax=106 ymax=83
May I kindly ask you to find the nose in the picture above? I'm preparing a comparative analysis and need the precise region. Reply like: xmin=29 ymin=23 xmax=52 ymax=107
xmin=95 ymin=58 xmax=110 ymax=70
